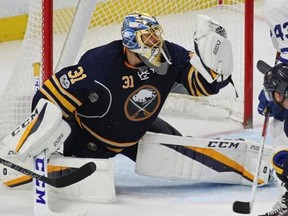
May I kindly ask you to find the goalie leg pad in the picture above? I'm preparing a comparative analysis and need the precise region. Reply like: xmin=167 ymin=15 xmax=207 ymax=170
xmin=0 ymin=153 xmax=117 ymax=203
xmin=48 ymin=154 xmax=116 ymax=203
xmin=136 ymin=132 xmax=273 ymax=186
xmin=0 ymin=156 xmax=33 ymax=189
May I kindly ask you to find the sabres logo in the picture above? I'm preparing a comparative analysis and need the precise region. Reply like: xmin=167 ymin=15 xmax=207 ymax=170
xmin=124 ymin=85 xmax=161 ymax=121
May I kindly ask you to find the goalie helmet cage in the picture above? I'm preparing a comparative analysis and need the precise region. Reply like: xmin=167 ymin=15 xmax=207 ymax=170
xmin=0 ymin=0 xmax=253 ymax=139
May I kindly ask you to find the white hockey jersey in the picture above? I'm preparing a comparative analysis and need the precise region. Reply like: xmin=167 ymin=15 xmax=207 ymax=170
xmin=264 ymin=0 xmax=288 ymax=63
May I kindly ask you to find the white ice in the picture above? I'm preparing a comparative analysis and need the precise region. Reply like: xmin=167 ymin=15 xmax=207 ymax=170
xmin=0 ymin=1 xmax=285 ymax=216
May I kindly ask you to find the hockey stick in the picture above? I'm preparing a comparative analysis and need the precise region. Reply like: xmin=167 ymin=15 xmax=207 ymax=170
xmin=232 ymin=109 xmax=270 ymax=214
xmin=257 ymin=60 xmax=272 ymax=75
xmin=33 ymin=150 xmax=86 ymax=216
xmin=0 ymin=156 xmax=96 ymax=188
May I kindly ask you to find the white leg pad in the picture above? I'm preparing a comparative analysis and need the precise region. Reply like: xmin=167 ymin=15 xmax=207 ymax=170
xmin=136 ymin=132 xmax=273 ymax=186
xmin=48 ymin=155 xmax=116 ymax=203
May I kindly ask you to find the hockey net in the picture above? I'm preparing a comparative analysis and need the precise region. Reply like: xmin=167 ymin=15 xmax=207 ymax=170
xmin=0 ymin=0 xmax=253 ymax=139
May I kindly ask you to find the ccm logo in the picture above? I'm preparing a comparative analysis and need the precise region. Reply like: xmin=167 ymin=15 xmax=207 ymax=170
xmin=208 ymin=141 xmax=240 ymax=148
xmin=35 ymin=157 xmax=47 ymax=204
xmin=11 ymin=109 xmax=39 ymax=136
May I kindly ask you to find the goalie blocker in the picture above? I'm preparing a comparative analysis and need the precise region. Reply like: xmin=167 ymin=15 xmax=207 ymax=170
xmin=0 ymin=102 xmax=110 ymax=211
xmin=0 ymin=98 xmax=116 ymax=203
xmin=136 ymin=132 xmax=273 ymax=186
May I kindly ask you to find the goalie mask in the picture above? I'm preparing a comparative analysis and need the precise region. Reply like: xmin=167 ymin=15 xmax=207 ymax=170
xmin=263 ymin=63 xmax=288 ymax=101
xmin=121 ymin=12 xmax=172 ymax=75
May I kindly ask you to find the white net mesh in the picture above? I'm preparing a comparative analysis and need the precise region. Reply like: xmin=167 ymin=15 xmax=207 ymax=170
xmin=0 ymin=0 xmax=247 ymax=138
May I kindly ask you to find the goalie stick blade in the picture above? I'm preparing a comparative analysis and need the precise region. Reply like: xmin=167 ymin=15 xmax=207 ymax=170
xmin=0 ymin=157 xmax=96 ymax=188
xmin=257 ymin=60 xmax=272 ymax=75
xmin=232 ymin=201 xmax=251 ymax=214
xmin=47 ymin=161 xmax=97 ymax=188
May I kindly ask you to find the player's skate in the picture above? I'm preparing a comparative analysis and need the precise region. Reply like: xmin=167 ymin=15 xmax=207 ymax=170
xmin=259 ymin=192 xmax=288 ymax=216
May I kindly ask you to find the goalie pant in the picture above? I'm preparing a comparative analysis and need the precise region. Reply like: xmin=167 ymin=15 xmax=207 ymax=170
xmin=135 ymin=132 xmax=273 ymax=186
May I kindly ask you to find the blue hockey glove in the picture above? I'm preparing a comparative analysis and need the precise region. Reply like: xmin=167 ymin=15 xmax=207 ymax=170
xmin=257 ymin=89 xmax=285 ymax=121
xmin=273 ymin=150 xmax=288 ymax=184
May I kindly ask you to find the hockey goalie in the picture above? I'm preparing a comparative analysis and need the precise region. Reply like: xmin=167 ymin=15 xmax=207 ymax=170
xmin=0 ymin=13 xmax=273 ymax=204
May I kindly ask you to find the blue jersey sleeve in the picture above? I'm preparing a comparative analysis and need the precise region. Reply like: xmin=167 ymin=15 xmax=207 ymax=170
xmin=32 ymin=63 xmax=111 ymax=119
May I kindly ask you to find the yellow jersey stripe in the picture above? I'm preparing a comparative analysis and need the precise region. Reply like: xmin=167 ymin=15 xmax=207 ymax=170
xmin=195 ymin=70 xmax=209 ymax=96
xmin=188 ymin=66 xmax=196 ymax=95
xmin=81 ymin=122 xmax=138 ymax=147
xmin=52 ymin=75 xmax=82 ymax=106
xmin=39 ymin=88 xmax=69 ymax=118
xmin=45 ymin=80 xmax=76 ymax=113
xmin=192 ymin=79 xmax=204 ymax=96
xmin=107 ymin=146 xmax=124 ymax=153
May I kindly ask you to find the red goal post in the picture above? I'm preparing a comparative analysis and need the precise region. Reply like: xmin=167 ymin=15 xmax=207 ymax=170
xmin=0 ymin=0 xmax=253 ymax=139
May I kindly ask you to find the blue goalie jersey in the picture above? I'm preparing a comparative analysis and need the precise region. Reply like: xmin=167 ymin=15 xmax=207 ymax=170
xmin=32 ymin=40 xmax=230 ymax=152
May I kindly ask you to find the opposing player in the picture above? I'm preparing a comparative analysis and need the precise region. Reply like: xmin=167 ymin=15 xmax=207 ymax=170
xmin=258 ymin=62 xmax=288 ymax=216
xmin=256 ymin=0 xmax=288 ymax=215
xmin=257 ymin=0 xmax=288 ymax=147
xmin=2 ymin=12 xmax=269 ymax=189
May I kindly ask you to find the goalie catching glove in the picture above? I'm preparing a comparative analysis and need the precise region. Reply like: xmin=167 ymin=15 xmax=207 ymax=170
xmin=190 ymin=14 xmax=234 ymax=83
